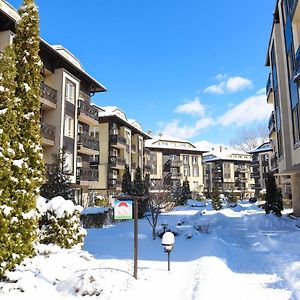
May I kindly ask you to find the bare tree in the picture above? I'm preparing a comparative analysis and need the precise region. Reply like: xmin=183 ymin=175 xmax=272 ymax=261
xmin=145 ymin=179 xmax=175 ymax=240
xmin=230 ymin=125 xmax=269 ymax=152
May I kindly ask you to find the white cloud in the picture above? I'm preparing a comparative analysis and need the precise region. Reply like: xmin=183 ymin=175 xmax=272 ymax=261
xmin=204 ymin=75 xmax=253 ymax=95
xmin=160 ymin=120 xmax=199 ymax=139
xmin=226 ymin=76 xmax=252 ymax=93
xmin=159 ymin=117 xmax=215 ymax=140
xmin=256 ymin=88 xmax=266 ymax=95
xmin=218 ymin=94 xmax=271 ymax=126
xmin=204 ymin=82 xmax=225 ymax=94
xmin=175 ymin=97 xmax=205 ymax=117
xmin=215 ymin=73 xmax=228 ymax=81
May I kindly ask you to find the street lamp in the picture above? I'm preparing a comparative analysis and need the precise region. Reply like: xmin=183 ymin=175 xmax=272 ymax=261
xmin=161 ymin=231 xmax=175 ymax=271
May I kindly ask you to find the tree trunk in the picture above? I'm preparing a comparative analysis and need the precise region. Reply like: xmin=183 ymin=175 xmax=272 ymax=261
xmin=152 ymin=226 xmax=156 ymax=240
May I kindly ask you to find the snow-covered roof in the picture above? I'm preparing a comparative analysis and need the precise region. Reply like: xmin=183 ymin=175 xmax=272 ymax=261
xmin=145 ymin=135 xmax=207 ymax=153
xmin=248 ymin=141 xmax=273 ymax=154
xmin=52 ymin=45 xmax=84 ymax=71
xmin=203 ymin=148 xmax=252 ymax=162
xmin=94 ymin=105 xmax=151 ymax=138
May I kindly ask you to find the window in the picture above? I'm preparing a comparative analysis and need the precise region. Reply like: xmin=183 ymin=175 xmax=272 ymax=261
xmin=77 ymin=156 xmax=82 ymax=168
xmin=65 ymin=151 xmax=73 ymax=173
xmin=192 ymin=156 xmax=198 ymax=165
xmin=65 ymin=80 xmax=75 ymax=104
xmin=64 ymin=115 xmax=74 ymax=138
xmin=184 ymin=166 xmax=190 ymax=177
xmin=78 ymin=124 xmax=83 ymax=134
xmin=193 ymin=166 xmax=199 ymax=177
xmin=183 ymin=155 xmax=189 ymax=165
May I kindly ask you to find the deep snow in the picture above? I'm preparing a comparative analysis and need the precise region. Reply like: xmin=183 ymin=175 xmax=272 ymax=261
xmin=1 ymin=201 xmax=300 ymax=299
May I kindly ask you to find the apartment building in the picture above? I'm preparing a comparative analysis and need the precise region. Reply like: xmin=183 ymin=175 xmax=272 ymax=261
xmin=203 ymin=147 xmax=254 ymax=198
xmin=89 ymin=106 xmax=151 ymax=200
xmin=145 ymin=135 xmax=206 ymax=194
xmin=0 ymin=1 xmax=107 ymax=206
xmin=248 ymin=142 xmax=273 ymax=196
xmin=266 ymin=0 xmax=300 ymax=215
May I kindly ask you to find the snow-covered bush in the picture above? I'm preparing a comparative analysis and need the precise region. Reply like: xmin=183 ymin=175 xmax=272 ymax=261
xmin=36 ymin=196 xmax=86 ymax=248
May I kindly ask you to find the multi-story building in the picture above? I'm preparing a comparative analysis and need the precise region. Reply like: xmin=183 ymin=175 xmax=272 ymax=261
xmin=0 ymin=1 xmax=107 ymax=206
xmin=145 ymin=135 xmax=206 ymax=194
xmin=203 ymin=147 xmax=254 ymax=198
xmin=248 ymin=142 xmax=273 ymax=196
xmin=89 ymin=106 xmax=151 ymax=200
xmin=266 ymin=0 xmax=300 ymax=215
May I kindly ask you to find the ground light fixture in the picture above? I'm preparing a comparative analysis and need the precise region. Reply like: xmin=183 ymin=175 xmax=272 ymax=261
xmin=161 ymin=231 xmax=175 ymax=271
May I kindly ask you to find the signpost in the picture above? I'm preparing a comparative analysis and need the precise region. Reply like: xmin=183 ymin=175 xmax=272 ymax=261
xmin=113 ymin=196 xmax=140 ymax=279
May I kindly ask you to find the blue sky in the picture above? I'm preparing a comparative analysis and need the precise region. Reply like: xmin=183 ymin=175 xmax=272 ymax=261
xmin=11 ymin=0 xmax=275 ymax=148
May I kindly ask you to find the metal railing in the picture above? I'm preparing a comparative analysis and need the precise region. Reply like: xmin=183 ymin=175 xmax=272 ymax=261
xmin=77 ymin=167 xmax=99 ymax=182
xmin=110 ymin=134 xmax=127 ymax=145
xmin=78 ymin=133 xmax=100 ymax=151
xmin=40 ymin=82 xmax=57 ymax=105
xmin=266 ymin=73 xmax=272 ymax=95
xmin=40 ymin=122 xmax=56 ymax=141
xmin=78 ymin=99 xmax=98 ymax=121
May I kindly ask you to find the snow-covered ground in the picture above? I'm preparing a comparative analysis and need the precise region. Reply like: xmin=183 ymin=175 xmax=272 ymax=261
xmin=1 ymin=201 xmax=300 ymax=299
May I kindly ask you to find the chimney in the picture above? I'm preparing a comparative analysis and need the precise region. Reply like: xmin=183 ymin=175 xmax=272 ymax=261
xmin=147 ymin=130 xmax=153 ymax=137
xmin=220 ymin=146 xmax=223 ymax=152
xmin=159 ymin=132 xmax=163 ymax=137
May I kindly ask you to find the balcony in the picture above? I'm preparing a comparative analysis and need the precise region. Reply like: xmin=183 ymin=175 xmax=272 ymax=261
xmin=109 ymin=156 xmax=126 ymax=169
xmin=268 ymin=111 xmax=276 ymax=140
xmin=171 ymin=173 xmax=182 ymax=180
xmin=108 ymin=178 xmax=122 ymax=190
xmin=236 ymin=166 xmax=247 ymax=173
xmin=110 ymin=134 xmax=127 ymax=149
xmin=271 ymin=153 xmax=278 ymax=171
xmin=288 ymin=0 xmax=298 ymax=18
xmin=40 ymin=82 xmax=57 ymax=109
xmin=77 ymin=133 xmax=100 ymax=155
xmin=171 ymin=159 xmax=182 ymax=167
xmin=212 ymin=176 xmax=222 ymax=183
xmin=41 ymin=122 xmax=55 ymax=146
xmin=212 ymin=167 xmax=222 ymax=174
xmin=250 ymin=160 xmax=259 ymax=167
xmin=78 ymin=99 xmax=99 ymax=125
xmin=251 ymin=183 xmax=261 ymax=190
xmin=251 ymin=172 xmax=260 ymax=179
xmin=77 ymin=167 xmax=99 ymax=184
xmin=266 ymin=73 xmax=274 ymax=104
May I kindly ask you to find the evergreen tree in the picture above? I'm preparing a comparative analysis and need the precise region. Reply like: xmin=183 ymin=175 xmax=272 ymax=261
xmin=11 ymin=0 xmax=44 ymax=264
xmin=0 ymin=45 xmax=19 ymax=277
xmin=171 ymin=181 xmax=182 ymax=205
xmin=40 ymin=148 xmax=74 ymax=200
xmin=265 ymin=173 xmax=283 ymax=217
xmin=181 ymin=177 xmax=192 ymax=205
xmin=121 ymin=164 xmax=132 ymax=195
xmin=212 ymin=185 xmax=222 ymax=210
xmin=143 ymin=173 xmax=150 ymax=197
xmin=132 ymin=166 xmax=147 ymax=218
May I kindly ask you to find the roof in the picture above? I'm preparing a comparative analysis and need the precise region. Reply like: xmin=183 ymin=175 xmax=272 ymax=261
xmin=203 ymin=148 xmax=252 ymax=162
xmin=248 ymin=141 xmax=273 ymax=154
xmin=0 ymin=1 xmax=106 ymax=94
xmin=94 ymin=105 xmax=151 ymax=139
xmin=145 ymin=135 xmax=207 ymax=153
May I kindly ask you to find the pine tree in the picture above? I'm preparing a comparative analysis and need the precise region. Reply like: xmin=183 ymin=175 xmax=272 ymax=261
xmin=171 ymin=181 xmax=182 ymax=205
xmin=0 ymin=45 xmax=19 ymax=277
xmin=10 ymin=0 xmax=44 ymax=264
xmin=132 ymin=166 xmax=147 ymax=218
xmin=212 ymin=185 xmax=222 ymax=210
xmin=181 ymin=177 xmax=192 ymax=205
xmin=40 ymin=148 xmax=74 ymax=200
xmin=265 ymin=173 xmax=283 ymax=217
xmin=121 ymin=164 xmax=132 ymax=195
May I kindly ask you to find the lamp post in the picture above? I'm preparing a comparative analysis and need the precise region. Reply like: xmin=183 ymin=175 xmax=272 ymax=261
xmin=161 ymin=232 xmax=175 ymax=271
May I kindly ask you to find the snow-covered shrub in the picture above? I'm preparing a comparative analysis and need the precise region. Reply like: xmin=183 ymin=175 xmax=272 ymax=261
xmin=36 ymin=196 xmax=86 ymax=248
